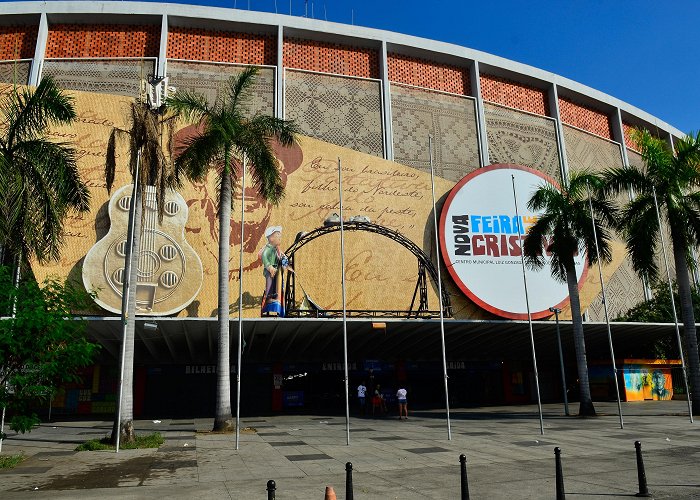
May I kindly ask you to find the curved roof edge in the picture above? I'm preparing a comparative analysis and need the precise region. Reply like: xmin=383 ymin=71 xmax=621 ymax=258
xmin=0 ymin=0 xmax=684 ymax=137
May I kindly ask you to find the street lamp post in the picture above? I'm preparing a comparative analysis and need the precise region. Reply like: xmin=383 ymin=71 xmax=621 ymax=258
xmin=549 ymin=307 xmax=569 ymax=416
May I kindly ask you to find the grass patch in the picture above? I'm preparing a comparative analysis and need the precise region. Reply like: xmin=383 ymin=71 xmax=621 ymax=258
xmin=0 ymin=454 xmax=25 ymax=469
xmin=75 ymin=432 xmax=164 ymax=451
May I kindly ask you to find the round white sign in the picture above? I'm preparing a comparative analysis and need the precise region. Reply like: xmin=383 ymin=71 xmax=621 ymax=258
xmin=439 ymin=164 xmax=587 ymax=319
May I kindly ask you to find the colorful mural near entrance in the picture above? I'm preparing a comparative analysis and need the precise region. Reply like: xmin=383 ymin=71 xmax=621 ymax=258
xmin=622 ymin=359 xmax=678 ymax=402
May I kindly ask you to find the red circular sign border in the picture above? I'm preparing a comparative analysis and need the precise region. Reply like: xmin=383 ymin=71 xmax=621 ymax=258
xmin=438 ymin=163 xmax=588 ymax=320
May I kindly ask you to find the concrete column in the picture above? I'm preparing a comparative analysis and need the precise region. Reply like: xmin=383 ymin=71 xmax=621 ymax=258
xmin=548 ymin=83 xmax=569 ymax=183
xmin=469 ymin=60 xmax=488 ymax=166
xmin=276 ymin=25 xmax=284 ymax=119
xmin=379 ymin=40 xmax=393 ymax=161
xmin=29 ymin=12 xmax=48 ymax=85
xmin=611 ymin=108 xmax=629 ymax=166
xmin=158 ymin=14 xmax=168 ymax=77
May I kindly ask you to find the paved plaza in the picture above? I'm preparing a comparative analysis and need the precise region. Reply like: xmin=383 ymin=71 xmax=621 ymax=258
xmin=1 ymin=401 xmax=699 ymax=499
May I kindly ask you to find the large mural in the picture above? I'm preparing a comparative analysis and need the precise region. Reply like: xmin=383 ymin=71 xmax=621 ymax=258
xmin=622 ymin=359 xmax=678 ymax=402
xmin=11 ymin=84 xmax=633 ymax=320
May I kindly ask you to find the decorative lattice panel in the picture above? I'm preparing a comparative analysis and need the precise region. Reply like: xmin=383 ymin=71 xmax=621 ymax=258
xmin=559 ymin=97 xmax=612 ymax=140
xmin=587 ymin=255 xmax=646 ymax=321
xmin=387 ymin=53 xmax=469 ymax=95
xmin=284 ymin=38 xmax=379 ymax=79
xmin=483 ymin=102 xmax=561 ymax=180
xmin=480 ymin=74 xmax=549 ymax=116
xmin=46 ymin=24 xmax=160 ymax=59
xmin=626 ymin=149 xmax=644 ymax=170
xmin=563 ymin=125 xmax=623 ymax=172
xmin=622 ymin=122 xmax=640 ymax=152
xmin=284 ymin=69 xmax=384 ymax=157
xmin=40 ymin=59 xmax=155 ymax=98
xmin=167 ymin=61 xmax=274 ymax=116
xmin=0 ymin=26 xmax=38 ymax=60
xmin=390 ymin=83 xmax=480 ymax=181
xmin=167 ymin=28 xmax=276 ymax=66
xmin=0 ymin=60 xmax=30 ymax=85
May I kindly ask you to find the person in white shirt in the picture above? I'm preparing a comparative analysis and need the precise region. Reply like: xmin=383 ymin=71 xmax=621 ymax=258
xmin=357 ymin=382 xmax=367 ymax=415
xmin=396 ymin=387 xmax=408 ymax=420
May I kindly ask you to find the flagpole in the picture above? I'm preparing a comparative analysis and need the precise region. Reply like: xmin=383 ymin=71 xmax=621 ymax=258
xmin=510 ymin=174 xmax=545 ymax=435
xmin=116 ymin=149 xmax=141 ymax=453
xmin=429 ymin=136 xmax=452 ymax=440
xmin=338 ymin=157 xmax=350 ymax=446
xmin=652 ymin=187 xmax=693 ymax=423
xmin=585 ymin=181 xmax=623 ymax=429
xmin=235 ymin=155 xmax=247 ymax=450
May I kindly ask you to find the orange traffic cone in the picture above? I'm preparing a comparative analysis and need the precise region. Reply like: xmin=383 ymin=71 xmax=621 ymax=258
xmin=324 ymin=486 xmax=337 ymax=500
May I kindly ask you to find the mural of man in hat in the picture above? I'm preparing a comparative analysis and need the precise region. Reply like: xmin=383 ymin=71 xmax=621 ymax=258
xmin=173 ymin=124 xmax=304 ymax=277
xmin=260 ymin=226 xmax=292 ymax=316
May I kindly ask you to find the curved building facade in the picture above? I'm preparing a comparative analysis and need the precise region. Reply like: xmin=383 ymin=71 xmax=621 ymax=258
xmin=0 ymin=2 xmax=683 ymax=415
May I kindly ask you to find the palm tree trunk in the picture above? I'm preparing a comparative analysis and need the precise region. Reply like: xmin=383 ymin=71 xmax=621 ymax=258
xmin=670 ymin=229 xmax=700 ymax=414
xmin=214 ymin=147 xmax=234 ymax=432
xmin=566 ymin=261 xmax=596 ymax=416
xmin=112 ymin=183 xmax=143 ymax=444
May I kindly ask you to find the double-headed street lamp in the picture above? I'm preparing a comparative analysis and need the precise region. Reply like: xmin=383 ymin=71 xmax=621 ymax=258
xmin=549 ymin=307 xmax=570 ymax=416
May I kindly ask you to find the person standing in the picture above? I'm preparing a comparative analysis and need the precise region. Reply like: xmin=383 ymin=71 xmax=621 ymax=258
xmin=357 ymin=381 xmax=367 ymax=416
xmin=397 ymin=386 xmax=408 ymax=420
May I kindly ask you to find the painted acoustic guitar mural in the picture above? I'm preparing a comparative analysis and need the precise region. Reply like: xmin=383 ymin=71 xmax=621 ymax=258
xmin=83 ymin=184 xmax=203 ymax=316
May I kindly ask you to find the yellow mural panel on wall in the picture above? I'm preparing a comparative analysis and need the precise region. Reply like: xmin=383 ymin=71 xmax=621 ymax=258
xmin=8 ymin=84 xmax=631 ymax=320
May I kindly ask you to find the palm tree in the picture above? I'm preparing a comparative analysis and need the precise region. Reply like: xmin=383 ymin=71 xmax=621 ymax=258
xmin=523 ymin=170 xmax=618 ymax=416
xmin=168 ymin=67 xmax=298 ymax=431
xmin=0 ymin=77 xmax=89 ymax=449
xmin=105 ymin=101 xmax=179 ymax=443
xmin=602 ymin=129 xmax=700 ymax=414
xmin=0 ymin=76 xmax=90 ymax=269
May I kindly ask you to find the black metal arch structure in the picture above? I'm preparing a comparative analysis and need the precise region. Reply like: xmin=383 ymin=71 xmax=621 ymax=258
xmin=283 ymin=221 xmax=452 ymax=319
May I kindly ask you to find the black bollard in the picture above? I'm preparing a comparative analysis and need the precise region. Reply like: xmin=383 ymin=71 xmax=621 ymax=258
xmin=634 ymin=441 xmax=652 ymax=497
xmin=459 ymin=453 xmax=470 ymax=500
xmin=554 ymin=447 xmax=565 ymax=500
xmin=267 ymin=479 xmax=276 ymax=500
xmin=346 ymin=461 xmax=354 ymax=500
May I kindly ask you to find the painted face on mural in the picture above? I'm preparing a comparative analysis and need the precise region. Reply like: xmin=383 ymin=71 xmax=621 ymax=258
xmin=173 ymin=124 xmax=303 ymax=271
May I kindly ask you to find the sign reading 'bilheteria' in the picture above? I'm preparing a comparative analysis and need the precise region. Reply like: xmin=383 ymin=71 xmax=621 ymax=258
xmin=439 ymin=164 xmax=586 ymax=319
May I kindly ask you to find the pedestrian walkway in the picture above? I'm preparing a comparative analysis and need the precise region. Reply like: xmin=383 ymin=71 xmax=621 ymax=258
xmin=1 ymin=401 xmax=699 ymax=499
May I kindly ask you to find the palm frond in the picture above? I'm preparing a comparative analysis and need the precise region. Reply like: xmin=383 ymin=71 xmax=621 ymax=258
xmin=227 ymin=66 xmax=258 ymax=114
xmin=165 ymin=90 xmax=210 ymax=124
xmin=621 ymin=193 xmax=659 ymax=282
xmin=6 ymin=76 xmax=76 ymax=148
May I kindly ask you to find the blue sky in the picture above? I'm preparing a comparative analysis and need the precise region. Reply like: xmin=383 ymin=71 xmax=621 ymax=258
xmin=149 ymin=0 xmax=697 ymax=133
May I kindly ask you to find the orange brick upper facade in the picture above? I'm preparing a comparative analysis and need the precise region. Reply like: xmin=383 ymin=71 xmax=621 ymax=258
xmin=0 ymin=18 xmax=673 ymax=148
xmin=558 ymin=97 xmax=613 ymax=140
xmin=0 ymin=25 xmax=38 ymax=60
xmin=167 ymin=27 xmax=276 ymax=66
xmin=622 ymin=122 xmax=641 ymax=152
xmin=283 ymin=38 xmax=379 ymax=79
xmin=387 ymin=53 xmax=470 ymax=95
xmin=480 ymin=74 xmax=549 ymax=116
xmin=45 ymin=24 xmax=160 ymax=59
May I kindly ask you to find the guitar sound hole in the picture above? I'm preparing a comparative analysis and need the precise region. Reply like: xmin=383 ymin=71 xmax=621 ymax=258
xmin=165 ymin=201 xmax=180 ymax=216
xmin=160 ymin=271 xmax=178 ymax=289
xmin=113 ymin=268 xmax=125 ymax=286
xmin=159 ymin=244 xmax=177 ymax=261
xmin=118 ymin=196 xmax=131 ymax=211
xmin=116 ymin=240 xmax=127 ymax=257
